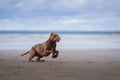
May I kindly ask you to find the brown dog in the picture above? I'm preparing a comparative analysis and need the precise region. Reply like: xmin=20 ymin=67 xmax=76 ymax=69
xmin=21 ymin=32 xmax=61 ymax=62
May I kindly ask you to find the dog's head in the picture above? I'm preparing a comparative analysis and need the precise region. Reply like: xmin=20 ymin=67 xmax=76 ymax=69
xmin=49 ymin=32 xmax=61 ymax=42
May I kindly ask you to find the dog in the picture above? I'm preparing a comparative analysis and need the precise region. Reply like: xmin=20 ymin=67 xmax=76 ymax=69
xmin=21 ymin=32 xmax=61 ymax=62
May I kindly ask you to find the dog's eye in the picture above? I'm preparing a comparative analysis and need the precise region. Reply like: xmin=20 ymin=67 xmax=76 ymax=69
xmin=54 ymin=35 xmax=57 ymax=37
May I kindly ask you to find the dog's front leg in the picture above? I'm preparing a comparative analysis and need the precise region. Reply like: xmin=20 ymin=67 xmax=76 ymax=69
xmin=42 ymin=49 xmax=54 ymax=57
xmin=43 ymin=46 xmax=54 ymax=53
xmin=52 ymin=50 xmax=59 ymax=58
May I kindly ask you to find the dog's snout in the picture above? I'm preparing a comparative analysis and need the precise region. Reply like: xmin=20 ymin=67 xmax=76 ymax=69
xmin=56 ymin=36 xmax=61 ymax=42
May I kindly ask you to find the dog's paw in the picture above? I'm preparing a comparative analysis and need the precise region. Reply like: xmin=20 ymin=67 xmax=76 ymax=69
xmin=52 ymin=54 xmax=58 ymax=58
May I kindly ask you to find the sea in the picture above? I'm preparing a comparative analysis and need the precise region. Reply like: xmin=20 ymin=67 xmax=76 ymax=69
xmin=0 ymin=31 xmax=120 ymax=50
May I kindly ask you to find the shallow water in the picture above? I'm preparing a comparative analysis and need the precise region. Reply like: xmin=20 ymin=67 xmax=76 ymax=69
xmin=0 ymin=34 xmax=120 ymax=49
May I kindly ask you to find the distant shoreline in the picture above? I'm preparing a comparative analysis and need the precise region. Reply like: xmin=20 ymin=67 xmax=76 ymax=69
xmin=0 ymin=30 xmax=120 ymax=35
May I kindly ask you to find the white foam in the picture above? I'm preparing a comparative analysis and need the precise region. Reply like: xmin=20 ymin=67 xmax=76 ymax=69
xmin=0 ymin=34 xmax=120 ymax=49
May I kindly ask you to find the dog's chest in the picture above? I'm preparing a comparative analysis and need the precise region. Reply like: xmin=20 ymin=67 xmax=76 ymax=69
xmin=46 ymin=42 xmax=56 ymax=50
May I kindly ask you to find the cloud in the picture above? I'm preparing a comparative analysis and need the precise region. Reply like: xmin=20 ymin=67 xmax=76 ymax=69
xmin=59 ymin=18 xmax=88 ymax=24
xmin=6 ymin=0 xmax=86 ymax=12
xmin=1 ymin=0 xmax=120 ymax=17
xmin=13 ymin=0 xmax=47 ymax=12
xmin=0 ymin=0 xmax=120 ymax=31
xmin=0 ymin=19 xmax=26 ymax=30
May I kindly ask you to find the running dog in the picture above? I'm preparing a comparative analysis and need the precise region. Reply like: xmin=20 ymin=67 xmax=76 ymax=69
xmin=21 ymin=32 xmax=61 ymax=62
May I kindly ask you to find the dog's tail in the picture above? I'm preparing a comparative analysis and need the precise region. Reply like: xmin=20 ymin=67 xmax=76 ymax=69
xmin=21 ymin=51 xmax=30 ymax=56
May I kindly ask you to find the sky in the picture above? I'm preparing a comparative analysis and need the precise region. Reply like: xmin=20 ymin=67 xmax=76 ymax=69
xmin=0 ymin=0 xmax=120 ymax=31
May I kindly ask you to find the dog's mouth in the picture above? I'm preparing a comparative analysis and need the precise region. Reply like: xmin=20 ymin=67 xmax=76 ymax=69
xmin=56 ymin=36 xmax=61 ymax=42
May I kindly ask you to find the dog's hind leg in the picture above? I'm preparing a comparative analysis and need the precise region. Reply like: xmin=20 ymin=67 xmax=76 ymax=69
xmin=29 ymin=48 xmax=36 ymax=62
xmin=36 ymin=55 xmax=43 ymax=62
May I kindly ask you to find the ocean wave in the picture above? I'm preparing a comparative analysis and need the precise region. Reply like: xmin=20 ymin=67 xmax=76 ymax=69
xmin=0 ymin=34 xmax=120 ymax=49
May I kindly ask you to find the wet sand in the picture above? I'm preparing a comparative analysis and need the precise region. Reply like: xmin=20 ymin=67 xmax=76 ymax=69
xmin=0 ymin=49 xmax=120 ymax=80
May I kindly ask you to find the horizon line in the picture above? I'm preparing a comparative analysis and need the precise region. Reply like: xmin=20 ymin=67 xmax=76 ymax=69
xmin=0 ymin=30 xmax=120 ymax=34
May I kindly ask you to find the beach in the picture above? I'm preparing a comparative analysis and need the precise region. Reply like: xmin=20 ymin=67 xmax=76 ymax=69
xmin=0 ymin=49 xmax=120 ymax=80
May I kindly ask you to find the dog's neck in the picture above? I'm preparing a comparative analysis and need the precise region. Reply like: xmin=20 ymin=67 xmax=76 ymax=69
xmin=47 ymin=38 xmax=56 ymax=44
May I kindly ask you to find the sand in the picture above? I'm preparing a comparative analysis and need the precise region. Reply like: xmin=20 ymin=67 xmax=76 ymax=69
xmin=0 ymin=49 xmax=120 ymax=80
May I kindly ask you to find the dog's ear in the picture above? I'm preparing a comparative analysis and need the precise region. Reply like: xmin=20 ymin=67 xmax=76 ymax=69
xmin=50 ymin=32 xmax=54 ymax=36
